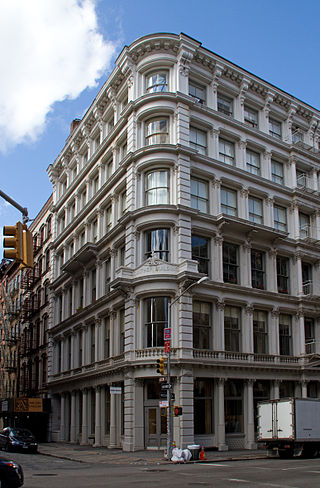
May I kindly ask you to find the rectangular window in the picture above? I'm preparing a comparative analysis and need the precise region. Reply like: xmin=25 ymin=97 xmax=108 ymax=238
xmin=225 ymin=380 xmax=243 ymax=433
xmin=273 ymin=205 xmax=287 ymax=232
xmin=224 ymin=305 xmax=241 ymax=352
xmin=190 ymin=126 xmax=207 ymax=155
xmin=106 ymin=205 xmax=112 ymax=231
xmin=221 ymin=187 xmax=237 ymax=216
xmin=277 ymin=256 xmax=289 ymax=294
xmin=271 ymin=160 xmax=284 ymax=185
xmin=269 ymin=118 xmax=282 ymax=139
xmin=119 ymin=308 xmax=125 ymax=354
xmin=246 ymin=149 xmax=260 ymax=175
xmin=296 ymin=169 xmax=308 ymax=188
xmin=249 ymin=196 xmax=263 ymax=224
xmin=299 ymin=212 xmax=310 ymax=239
xmin=90 ymin=324 xmax=95 ymax=363
xmin=219 ymin=139 xmax=235 ymax=165
xmin=104 ymin=317 xmax=110 ymax=358
xmin=194 ymin=380 xmax=213 ymax=434
xmin=305 ymin=317 xmax=315 ymax=354
xmin=145 ymin=170 xmax=169 ymax=205
xmin=104 ymin=258 xmax=111 ymax=293
xmin=191 ymin=177 xmax=208 ymax=212
xmin=189 ymin=80 xmax=206 ymax=104
xmin=253 ymin=310 xmax=268 ymax=354
xmin=279 ymin=314 xmax=292 ymax=356
xmin=192 ymin=235 xmax=209 ymax=275
xmin=251 ymin=250 xmax=265 ymax=290
xmin=146 ymin=229 xmax=169 ymax=261
xmin=217 ymin=93 xmax=233 ymax=116
xmin=302 ymin=262 xmax=312 ymax=295
xmin=193 ymin=301 xmax=210 ymax=349
xmin=244 ymin=106 xmax=258 ymax=128
xmin=145 ymin=297 xmax=168 ymax=348
xmin=223 ymin=243 xmax=239 ymax=284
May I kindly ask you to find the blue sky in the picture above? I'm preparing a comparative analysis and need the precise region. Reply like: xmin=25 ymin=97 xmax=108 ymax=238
xmin=0 ymin=0 xmax=319 ymax=253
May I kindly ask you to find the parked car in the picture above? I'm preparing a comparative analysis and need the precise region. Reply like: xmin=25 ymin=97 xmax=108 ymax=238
xmin=0 ymin=428 xmax=38 ymax=453
xmin=0 ymin=456 xmax=24 ymax=487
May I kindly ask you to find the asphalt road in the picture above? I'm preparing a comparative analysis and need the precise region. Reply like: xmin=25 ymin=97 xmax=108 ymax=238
xmin=3 ymin=452 xmax=320 ymax=487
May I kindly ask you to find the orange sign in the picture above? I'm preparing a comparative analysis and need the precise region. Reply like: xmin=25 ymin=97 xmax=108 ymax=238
xmin=14 ymin=398 xmax=43 ymax=412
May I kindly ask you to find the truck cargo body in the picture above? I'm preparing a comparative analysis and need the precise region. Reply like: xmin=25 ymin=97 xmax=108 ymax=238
xmin=257 ymin=398 xmax=320 ymax=457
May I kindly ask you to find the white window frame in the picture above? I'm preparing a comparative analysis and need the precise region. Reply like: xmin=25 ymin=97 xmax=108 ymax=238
xmin=221 ymin=187 xmax=237 ymax=216
xmin=190 ymin=126 xmax=207 ymax=155
xmin=219 ymin=138 xmax=235 ymax=166
xmin=269 ymin=117 xmax=282 ymax=139
xmin=145 ymin=117 xmax=169 ymax=145
xmin=249 ymin=196 xmax=263 ymax=224
xmin=246 ymin=149 xmax=261 ymax=175
xmin=271 ymin=160 xmax=284 ymax=185
xmin=146 ymin=71 xmax=168 ymax=93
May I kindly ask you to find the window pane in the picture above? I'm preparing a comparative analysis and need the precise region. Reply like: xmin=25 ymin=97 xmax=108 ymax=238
xmin=221 ymin=187 xmax=237 ymax=216
xmin=190 ymin=127 xmax=207 ymax=155
xmin=274 ymin=205 xmax=287 ymax=231
xmin=146 ymin=72 xmax=168 ymax=92
xmin=146 ymin=229 xmax=169 ymax=261
xmin=145 ymin=118 xmax=169 ymax=145
xmin=246 ymin=150 xmax=260 ymax=175
xmin=219 ymin=139 xmax=235 ymax=165
xmin=145 ymin=170 xmax=169 ymax=205
xmin=191 ymin=178 xmax=208 ymax=212
xmin=192 ymin=235 xmax=209 ymax=275
xmin=223 ymin=243 xmax=239 ymax=284
xmin=249 ymin=197 xmax=263 ymax=223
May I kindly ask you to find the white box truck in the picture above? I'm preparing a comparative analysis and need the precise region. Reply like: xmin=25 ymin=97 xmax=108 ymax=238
xmin=257 ymin=398 xmax=320 ymax=458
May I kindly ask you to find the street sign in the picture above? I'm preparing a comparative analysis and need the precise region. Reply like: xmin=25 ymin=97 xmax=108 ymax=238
xmin=164 ymin=328 xmax=171 ymax=340
xmin=160 ymin=391 xmax=168 ymax=399
xmin=164 ymin=340 xmax=170 ymax=353
xmin=161 ymin=383 xmax=172 ymax=390
xmin=110 ymin=387 xmax=122 ymax=395
xmin=159 ymin=401 xmax=168 ymax=408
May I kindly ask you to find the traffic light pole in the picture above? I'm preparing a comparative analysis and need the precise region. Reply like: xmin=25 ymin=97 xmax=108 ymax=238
xmin=166 ymin=275 xmax=208 ymax=460
xmin=0 ymin=189 xmax=29 ymax=224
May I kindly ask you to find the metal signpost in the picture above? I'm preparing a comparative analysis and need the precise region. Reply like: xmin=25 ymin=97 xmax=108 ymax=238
xmin=165 ymin=275 xmax=208 ymax=459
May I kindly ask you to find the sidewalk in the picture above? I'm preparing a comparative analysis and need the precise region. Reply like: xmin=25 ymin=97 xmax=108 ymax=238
xmin=38 ymin=442 xmax=267 ymax=465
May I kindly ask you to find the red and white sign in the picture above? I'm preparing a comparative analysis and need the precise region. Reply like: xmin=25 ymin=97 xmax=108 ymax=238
xmin=164 ymin=328 xmax=171 ymax=340
xmin=164 ymin=340 xmax=171 ymax=353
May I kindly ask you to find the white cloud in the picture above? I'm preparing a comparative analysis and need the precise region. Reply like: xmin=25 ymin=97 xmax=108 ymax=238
xmin=0 ymin=0 xmax=117 ymax=151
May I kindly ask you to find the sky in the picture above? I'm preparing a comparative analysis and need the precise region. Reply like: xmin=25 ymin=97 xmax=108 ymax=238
xmin=0 ymin=0 xmax=320 ymax=254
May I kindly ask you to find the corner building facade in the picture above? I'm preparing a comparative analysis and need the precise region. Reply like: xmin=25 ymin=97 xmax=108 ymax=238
xmin=48 ymin=33 xmax=320 ymax=451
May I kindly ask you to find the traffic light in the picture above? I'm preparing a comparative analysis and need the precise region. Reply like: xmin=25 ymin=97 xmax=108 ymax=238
xmin=3 ymin=222 xmax=33 ymax=268
xmin=156 ymin=357 xmax=165 ymax=375
xmin=174 ymin=406 xmax=182 ymax=417
xmin=21 ymin=227 xmax=33 ymax=268
xmin=3 ymin=222 xmax=23 ymax=262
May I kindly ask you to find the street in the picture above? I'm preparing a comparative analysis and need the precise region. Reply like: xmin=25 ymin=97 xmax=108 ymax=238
xmin=3 ymin=452 xmax=320 ymax=488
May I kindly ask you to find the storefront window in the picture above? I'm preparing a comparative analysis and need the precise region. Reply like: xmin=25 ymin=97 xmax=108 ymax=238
xmin=225 ymin=380 xmax=243 ymax=433
xmin=194 ymin=379 xmax=213 ymax=434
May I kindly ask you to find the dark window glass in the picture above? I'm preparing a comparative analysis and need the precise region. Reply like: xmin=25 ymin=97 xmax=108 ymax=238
xmin=223 ymin=243 xmax=239 ymax=284
xmin=145 ymin=297 xmax=168 ymax=347
xmin=192 ymin=235 xmax=209 ymax=274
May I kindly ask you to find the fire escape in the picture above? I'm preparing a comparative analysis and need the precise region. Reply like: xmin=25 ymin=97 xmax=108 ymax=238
xmin=20 ymin=238 xmax=41 ymax=397
xmin=0 ymin=278 xmax=19 ymax=399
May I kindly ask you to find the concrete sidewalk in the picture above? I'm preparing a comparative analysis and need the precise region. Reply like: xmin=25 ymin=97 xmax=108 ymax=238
xmin=38 ymin=442 xmax=267 ymax=465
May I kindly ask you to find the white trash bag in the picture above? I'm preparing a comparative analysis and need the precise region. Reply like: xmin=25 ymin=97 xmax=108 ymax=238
xmin=171 ymin=447 xmax=192 ymax=463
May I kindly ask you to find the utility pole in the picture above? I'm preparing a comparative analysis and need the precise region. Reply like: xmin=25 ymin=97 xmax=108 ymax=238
xmin=166 ymin=275 xmax=208 ymax=459
xmin=0 ymin=189 xmax=29 ymax=224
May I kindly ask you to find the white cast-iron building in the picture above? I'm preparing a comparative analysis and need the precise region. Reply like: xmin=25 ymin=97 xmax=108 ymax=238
xmin=47 ymin=32 xmax=320 ymax=451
